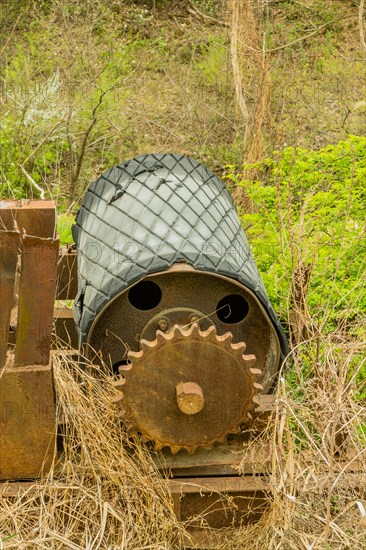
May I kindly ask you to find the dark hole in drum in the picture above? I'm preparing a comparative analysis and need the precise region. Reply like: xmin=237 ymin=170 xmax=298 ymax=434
xmin=216 ymin=294 xmax=249 ymax=323
xmin=112 ymin=359 xmax=129 ymax=375
xmin=128 ymin=280 xmax=162 ymax=310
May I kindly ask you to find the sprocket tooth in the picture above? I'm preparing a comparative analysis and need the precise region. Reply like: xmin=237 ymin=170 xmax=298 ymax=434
xmin=171 ymin=445 xmax=183 ymax=455
xmin=128 ymin=350 xmax=144 ymax=359
xmin=154 ymin=441 xmax=165 ymax=452
xmin=253 ymin=395 xmax=262 ymax=412
xmin=124 ymin=421 xmax=133 ymax=431
xmin=118 ymin=363 xmax=132 ymax=373
xmin=112 ymin=377 xmax=126 ymax=388
xmin=242 ymin=354 xmax=256 ymax=367
xmin=216 ymin=434 xmax=229 ymax=445
xmin=231 ymin=425 xmax=242 ymax=435
xmin=140 ymin=338 xmax=157 ymax=350
xmin=161 ymin=324 xmax=183 ymax=340
xmin=127 ymin=423 xmax=140 ymax=434
xmin=200 ymin=325 xmax=216 ymax=338
xmin=215 ymin=332 xmax=233 ymax=343
xmin=250 ymin=367 xmax=262 ymax=376
xmin=188 ymin=322 xmax=199 ymax=332
xmin=231 ymin=341 xmax=247 ymax=352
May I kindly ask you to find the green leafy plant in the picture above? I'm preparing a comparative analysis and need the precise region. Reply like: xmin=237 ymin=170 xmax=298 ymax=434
xmin=225 ymin=136 xmax=366 ymax=333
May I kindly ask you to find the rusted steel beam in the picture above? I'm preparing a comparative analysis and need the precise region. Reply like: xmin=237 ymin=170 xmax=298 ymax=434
xmin=0 ymin=362 xmax=56 ymax=480
xmin=15 ymin=236 xmax=59 ymax=366
xmin=157 ymin=439 xmax=273 ymax=477
xmin=9 ymin=307 xmax=79 ymax=350
xmin=0 ymin=230 xmax=19 ymax=368
xmin=0 ymin=199 xmax=55 ymax=238
xmin=167 ymin=476 xmax=269 ymax=495
xmin=56 ymin=250 xmax=77 ymax=300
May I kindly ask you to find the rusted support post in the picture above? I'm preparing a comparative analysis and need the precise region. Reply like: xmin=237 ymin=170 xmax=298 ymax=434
xmin=0 ymin=363 xmax=56 ymax=479
xmin=0 ymin=230 xmax=19 ymax=367
xmin=15 ymin=235 xmax=59 ymax=366
xmin=0 ymin=200 xmax=59 ymax=480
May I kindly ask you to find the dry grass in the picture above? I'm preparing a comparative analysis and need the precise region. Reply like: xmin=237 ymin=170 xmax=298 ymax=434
xmin=0 ymin=352 xmax=186 ymax=549
xmin=1 ymin=333 xmax=365 ymax=549
xmin=1 ymin=327 xmax=365 ymax=548
xmin=225 ymin=332 xmax=366 ymax=550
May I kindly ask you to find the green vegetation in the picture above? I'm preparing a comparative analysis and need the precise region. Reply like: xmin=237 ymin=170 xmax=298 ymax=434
xmin=226 ymin=136 xmax=366 ymax=332
xmin=225 ymin=136 xmax=366 ymax=416
xmin=1 ymin=1 xmax=365 ymax=547
xmin=1 ymin=0 xmax=364 ymax=205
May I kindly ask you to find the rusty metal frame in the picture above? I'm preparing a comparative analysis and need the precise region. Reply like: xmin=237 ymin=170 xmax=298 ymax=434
xmin=0 ymin=200 xmax=58 ymax=480
xmin=15 ymin=235 xmax=59 ymax=366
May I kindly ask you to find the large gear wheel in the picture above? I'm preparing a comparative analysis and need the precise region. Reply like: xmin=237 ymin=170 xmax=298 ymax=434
xmin=113 ymin=323 xmax=262 ymax=454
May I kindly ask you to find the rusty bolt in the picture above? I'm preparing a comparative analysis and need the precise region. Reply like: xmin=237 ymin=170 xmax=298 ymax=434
xmin=157 ymin=317 xmax=170 ymax=332
xmin=176 ymin=382 xmax=204 ymax=415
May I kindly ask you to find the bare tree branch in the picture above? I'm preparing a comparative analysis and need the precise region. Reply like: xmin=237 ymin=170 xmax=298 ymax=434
xmin=18 ymin=122 xmax=63 ymax=200
xmin=21 ymin=121 xmax=63 ymax=166
xmin=19 ymin=165 xmax=45 ymax=200
xmin=228 ymin=1 xmax=250 ymax=129
xmin=0 ymin=15 xmax=21 ymax=58
xmin=359 ymin=0 xmax=366 ymax=51
xmin=187 ymin=0 xmax=227 ymax=26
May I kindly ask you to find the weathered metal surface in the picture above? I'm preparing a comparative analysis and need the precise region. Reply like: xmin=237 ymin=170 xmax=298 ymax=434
xmin=140 ymin=306 xmax=214 ymax=342
xmin=9 ymin=307 xmax=79 ymax=350
xmin=53 ymin=307 xmax=79 ymax=348
xmin=72 ymin=154 xmax=287 ymax=358
xmin=56 ymin=250 xmax=77 ymax=300
xmin=156 ymin=433 xmax=273 ymax=477
xmin=89 ymin=267 xmax=278 ymax=392
xmin=15 ymin=235 xmax=59 ymax=366
xmin=0 ymin=362 xmax=56 ymax=480
xmin=0 ymin=230 xmax=19 ymax=367
xmin=114 ymin=323 xmax=259 ymax=454
xmin=172 ymin=477 xmax=269 ymax=530
xmin=168 ymin=475 xmax=269 ymax=494
xmin=0 ymin=200 xmax=55 ymax=238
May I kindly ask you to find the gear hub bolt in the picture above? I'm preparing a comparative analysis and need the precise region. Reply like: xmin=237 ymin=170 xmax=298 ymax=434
xmin=157 ymin=317 xmax=170 ymax=332
xmin=176 ymin=382 xmax=204 ymax=415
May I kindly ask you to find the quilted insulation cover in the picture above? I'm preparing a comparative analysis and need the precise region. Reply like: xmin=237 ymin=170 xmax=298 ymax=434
xmin=72 ymin=153 xmax=287 ymax=354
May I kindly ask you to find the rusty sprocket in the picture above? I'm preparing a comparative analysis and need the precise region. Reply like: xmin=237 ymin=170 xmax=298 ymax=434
xmin=113 ymin=323 xmax=262 ymax=454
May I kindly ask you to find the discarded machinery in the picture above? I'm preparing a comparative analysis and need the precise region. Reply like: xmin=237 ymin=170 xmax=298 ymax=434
xmin=0 ymin=154 xmax=288 ymax=535
xmin=72 ymin=153 xmax=288 ymax=454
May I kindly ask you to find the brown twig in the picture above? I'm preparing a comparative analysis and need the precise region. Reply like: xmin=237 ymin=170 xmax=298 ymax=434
xmin=0 ymin=14 xmax=21 ymax=58
xmin=359 ymin=0 xmax=366 ymax=51
xmin=187 ymin=0 xmax=227 ymax=26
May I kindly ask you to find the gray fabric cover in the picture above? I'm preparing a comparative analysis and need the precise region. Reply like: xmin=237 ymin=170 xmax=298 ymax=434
xmin=72 ymin=153 xmax=287 ymax=354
